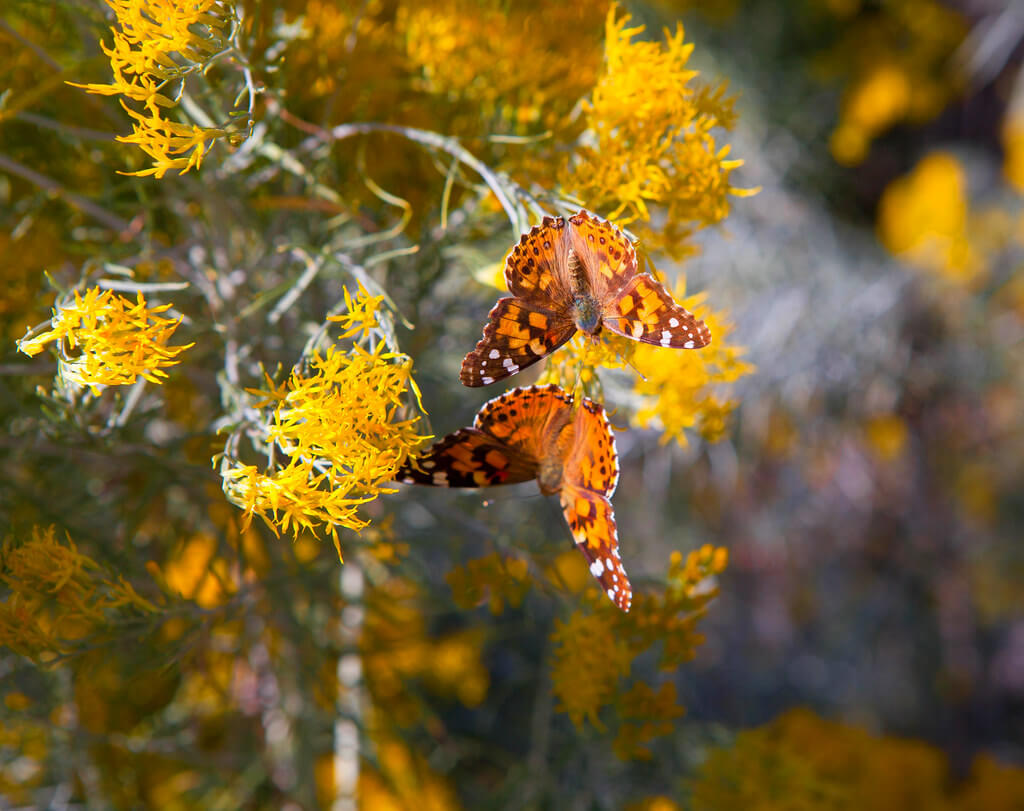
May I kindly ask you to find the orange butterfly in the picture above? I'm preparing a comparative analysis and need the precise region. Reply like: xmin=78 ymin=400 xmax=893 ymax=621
xmin=461 ymin=210 xmax=711 ymax=387
xmin=396 ymin=384 xmax=631 ymax=611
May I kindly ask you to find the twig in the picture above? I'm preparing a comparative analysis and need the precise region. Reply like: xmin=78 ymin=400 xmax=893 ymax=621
xmin=0 ymin=153 xmax=131 ymax=234
xmin=270 ymin=248 xmax=324 ymax=324
xmin=14 ymin=112 xmax=116 ymax=142
xmin=279 ymin=110 xmax=525 ymax=233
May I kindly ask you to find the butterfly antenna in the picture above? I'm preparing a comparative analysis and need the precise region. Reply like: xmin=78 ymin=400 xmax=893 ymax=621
xmin=624 ymin=355 xmax=648 ymax=382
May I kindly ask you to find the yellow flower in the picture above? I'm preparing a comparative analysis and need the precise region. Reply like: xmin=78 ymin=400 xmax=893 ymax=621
xmin=16 ymin=287 xmax=193 ymax=395
xmin=221 ymin=288 xmax=428 ymax=557
xmin=877 ymin=151 xmax=981 ymax=283
xmin=0 ymin=527 xmax=158 ymax=663
xmin=328 ymin=283 xmax=386 ymax=341
xmin=819 ymin=0 xmax=967 ymax=166
xmin=630 ymin=282 xmax=754 ymax=446
xmin=957 ymin=755 xmax=1024 ymax=811
xmin=684 ymin=707 xmax=1024 ymax=811
xmin=550 ymin=610 xmax=633 ymax=729
xmin=446 ymin=552 xmax=531 ymax=614
xmin=613 ymin=681 xmax=685 ymax=761
xmin=1003 ymin=113 xmax=1024 ymax=193
xmin=863 ymin=414 xmax=908 ymax=462
xmin=68 ymin=0 xmax=236 ymax=177
xmin=562 ymin=5 xmax=755 ymax=258
xmin=360 ymin=720 xmax=463 ymax=811
xmin=362 ymin=577 xmax=490 ymax=728
xmin=161 ymin=532 xmax=234 ymax=608
xmin=546 ymin=546 xmax=727 ymax=739
xmin=115 ymin=103 xmax=225 ymax=177
xmin=536 ymin=331 xmax=635 ymax=401
xmin=830 ymin=64 xmax=912 ymax=165
xmin=398 ymin=0 xmax=606 ymax=134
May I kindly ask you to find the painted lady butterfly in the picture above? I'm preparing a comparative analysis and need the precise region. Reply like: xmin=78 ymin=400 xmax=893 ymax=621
xmin=395 ymin=384 xmax=631 ymax=611
xmin=461 ymin=210 xmax=711 ymax=387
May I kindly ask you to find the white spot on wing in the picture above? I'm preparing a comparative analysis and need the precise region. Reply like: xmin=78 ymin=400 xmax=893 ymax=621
xmin=660 ymin=330 xmax=672 ymax=346
xmin=683 ymin=340 xmax=694 ymax=349
xmin=590 ymin=559 xmax=604 ymax=577
xmin=669 ymin=317 xmax=679 ymax=328
xmin=482 ymin=376 xmax=494 ymax=384
xmin=489 ymin=348 xmax=500 ymax=359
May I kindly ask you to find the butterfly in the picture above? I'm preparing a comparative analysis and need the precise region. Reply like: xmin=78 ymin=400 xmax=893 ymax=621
xmin=460 ymin=210 xmax=712 ymax=387
xmin=395 ymin=384 xmax=631 ymax=611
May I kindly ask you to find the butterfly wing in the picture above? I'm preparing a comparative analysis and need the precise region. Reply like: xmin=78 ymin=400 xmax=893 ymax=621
xmin=397 ymin=386 xmax=572 ymax=487
xmin=560 ymin=487 xmax=631 ymax=612
xmin=394 ymin=427 xmax=537 ymax=487
xmin=559 ymin=398 xmax=632 ymax=612
xmin=603 ymin=273 xmax=712 ymax=349
xmin=566 ymin=210 xmax=640 ymax=303
xmin=504 ymin=215 xmax=573 ymax=305
xmin=460 ymin=297 xmax=575 ymax=387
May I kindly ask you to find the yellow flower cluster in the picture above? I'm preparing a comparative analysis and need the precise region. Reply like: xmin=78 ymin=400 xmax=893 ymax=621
xmin=363 ymin=577 xmax=489 ymax=725
xmin=536 ymin=331 xmax=635 ymax=401
xmin=69 ymin=0 xmax=234 ymax=177
xmin=626 ymin=545 xmax=729 ymax=669
xmin=536 ymin=277 xmax=752 ymax=447
xmin=222 ymin=343 xmax=426 ymax=555
xmin=549 ymin=546 xmax=728 ymax=744
xmin=399 ymin=0 xmax=607 ymax=133
xmin=819 ymin=0 xmax=967 ymax=166
xmin=446 ymin=552 xmax=531 ymax=615
xmin=329 ymin=283 xmax=386 ymax=341
xmin=550 ymin=610 xmax=633 ymax=729
xmin=16 ymin=287 xmax=193 ymax=395
xmin=631 ymin=282 xmax=754 ymax=446
xmin=613 ymin=681 xmax=685 ymax=761
xmin=0 ymin=526 xmax=158 ymax=663
xmin=877 ymin=151 xmax=980 ymax=284
xmin=686 ymin=707 xmax=1024 ymax=811
xmin=562 ymin=6 xmax=753 ymax=258
xmin=359 ymin=720 xmax=462 ymax=811
xmin=158 ymin=526 xmax=269 ymax=609
xmin=221 ymin=287 xmax=427 ymax=558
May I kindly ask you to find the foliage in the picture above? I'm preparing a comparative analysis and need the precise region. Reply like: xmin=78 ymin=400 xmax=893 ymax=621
xmin=1 ymin=0 xmax=754 ymax=806
xmin=3 ymin=0 xmax=1022 ymax=808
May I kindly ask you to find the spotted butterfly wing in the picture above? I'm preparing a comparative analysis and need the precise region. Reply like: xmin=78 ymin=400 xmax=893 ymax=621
xmin=603 ymin=274 xmax=712 ymax=349
xmin=395 ymin=385 xmax=571 ymax=486
xmin=394 ymin=428 xmax=537 ymax=487
xmin=560 ymin=398 xmax=631 ymax=612
xmin=503 ymin=215 xmax=572 ymax=304
xmin=395 ymin=385 xmax=631 ymax=611
xmin=570 ymin=211 xmax=710 ymax=350
xmin=460 ymin=298 xmax=574 ymax=387
xmin=564 ymin=210 xmax=640 ymax=304
xmin=461 ymin=210 xmax=712 ymax=388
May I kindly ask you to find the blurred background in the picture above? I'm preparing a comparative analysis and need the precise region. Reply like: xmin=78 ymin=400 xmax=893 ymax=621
xmin=1 ymin=0 xmax=1023 ymax=808
xmin=676 ymin=0 xmax=1024 ymax=765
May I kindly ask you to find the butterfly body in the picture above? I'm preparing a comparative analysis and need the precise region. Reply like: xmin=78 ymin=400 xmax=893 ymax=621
xmin=571 ymin=293 xmax=602 ymax=335
xmin=461 ymin=210 xmax=712 ymax=387
xmin=396 ymin=384 xmax=632 ymax=611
